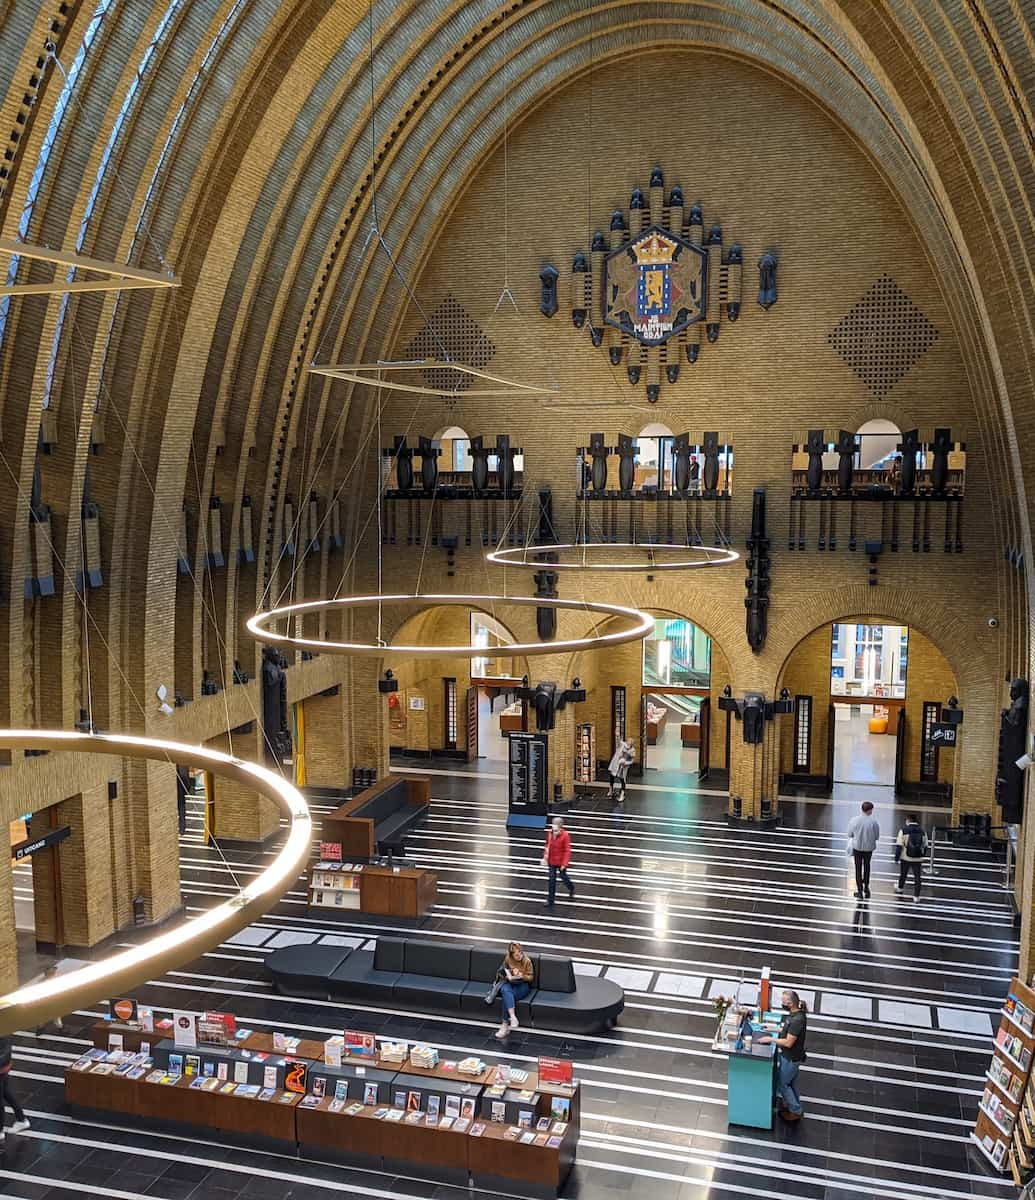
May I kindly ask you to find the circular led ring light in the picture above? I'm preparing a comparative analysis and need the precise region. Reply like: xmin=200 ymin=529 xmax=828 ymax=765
xmin=246 ymin=593 xmax=654 ymax=659
xmin=0 ymin=730 xmax=311 ymax=1035
xmin=485 ymin=543 xmax=740 ymax=571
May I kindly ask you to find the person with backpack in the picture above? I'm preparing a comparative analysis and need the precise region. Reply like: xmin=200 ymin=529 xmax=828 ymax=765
xmin=542 ymin=816 xmax=575 ymax=908
xmin=0 ymin=1035 xmax=30 ymax=1135
xmin=758 ymin=989 xmax=808 ymax=1121
xmin=895 ymin=815 xmax=929 ymax=899
xmin=846 ymin=800 xmax=880 ymax=899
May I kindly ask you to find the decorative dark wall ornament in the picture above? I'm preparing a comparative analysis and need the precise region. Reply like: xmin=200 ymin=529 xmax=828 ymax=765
xmin=717 ymin=685 xmax=792 ymax=744
xmin=757 ymin=251 xmax=778 ymax=310
xmin=672 ymin=434 xmax=692 ymax=493
xmin=617 ymin=435 xmax=637 ymax=493
xmin=537 ymin=488 xmax=556 ymax=544
xmin=836 ymin=430 xmax=858 ymax=495
xmin=702 ymin=432 xmax=720 ymax=495
xmin=418 ymin=436 xmax=439 ymax=492
xmin=897 ymin=429 xmax=919 ymax=495
xmin=744 ymin=488 xmax=770 ymax=653
xmin=995 ymin=678 xmax=1028 ymax=824
xmin=394 ymin=436 xmax=413 ymax=492
xmin=930 ymin=427 xmax=951 ymax=496
xmin=538 ymin=264 xmax=558 ymax=317
xmin=514 ymin=677 xmax=587 ymax=732
xmin=538 ymin=165 xmax=744 ymax=400
xmin=469 ymin=436 xmax=490 ymax=493
xmin=496 ymin=434 xmax=518 ymax=497
xmin=588 ymin=433 xmax=611 ymax=492
xmin=533 ymin=566 xmax=559 ymax=640
xmin=805 ymin=430 xmax=825 ymax=494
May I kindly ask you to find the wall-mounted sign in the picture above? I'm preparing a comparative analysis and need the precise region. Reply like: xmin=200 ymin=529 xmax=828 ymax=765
xmin=12 ymin=825 xmax=70 ymax=860
xmin=928 ymin=723 xmax=958 ymax=746
xmin=408 ymin=696 xmax=426 ymax=711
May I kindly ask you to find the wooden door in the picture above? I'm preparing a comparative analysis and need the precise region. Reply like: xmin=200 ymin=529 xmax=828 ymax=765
xmin=466 ymin=686 xmax=479 ymax=761
xmin=698 ymin=697 xmax=711 ymax=779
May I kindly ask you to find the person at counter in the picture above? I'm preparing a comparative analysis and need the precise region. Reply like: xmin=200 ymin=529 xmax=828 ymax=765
xmin=758 ymin=989 xmax=807 ymax=1121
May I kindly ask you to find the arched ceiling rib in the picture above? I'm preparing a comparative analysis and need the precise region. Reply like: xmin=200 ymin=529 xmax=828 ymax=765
xmin=0 ymin=0 xmax=1031 ymax=704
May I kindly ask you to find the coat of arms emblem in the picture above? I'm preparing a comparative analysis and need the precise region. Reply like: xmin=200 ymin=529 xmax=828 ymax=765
xmin=538 ymin=165 xmax=743 ymax=401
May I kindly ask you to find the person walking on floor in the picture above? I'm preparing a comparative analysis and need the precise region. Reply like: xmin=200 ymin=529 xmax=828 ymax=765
xmin=494 ymin=942 xmax=535 ymax=1039
xmin=607 ymin=738 xmax=635 ymax=801
xmin=895 ymin=814 xmax=929 ymax=900
xmin=542 ymin=816 xmax=575 ymax=908
xmin=0 ymin=1035 xmax=30 ymax=1135
xmin=846 ymin=800 xmax=880 ymax=899
xmin=758 ymin=989 xmax=808 ymax=1121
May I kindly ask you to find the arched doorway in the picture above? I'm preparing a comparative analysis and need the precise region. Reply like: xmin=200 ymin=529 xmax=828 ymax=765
xmin=381 ymin=605 xmax=527 ymax=766
xmin=778 ymin=617 xmax=958 ymax=803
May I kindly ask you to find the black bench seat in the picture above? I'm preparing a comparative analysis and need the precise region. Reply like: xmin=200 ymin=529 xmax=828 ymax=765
xmin=266 ymin=936 xmax=624 ymax=1033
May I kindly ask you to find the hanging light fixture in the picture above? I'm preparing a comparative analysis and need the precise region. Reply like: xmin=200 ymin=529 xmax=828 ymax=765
xmin=485 ymin=542 xmax=739 ymax=571
xmin=247 ymin=593 xmax=653 ymax=659
xmin=0 ymin=729 xmax=310 ymax=1034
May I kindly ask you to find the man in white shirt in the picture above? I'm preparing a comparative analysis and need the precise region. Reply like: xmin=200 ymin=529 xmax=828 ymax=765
xmin=846 ymin=801 xmax=880 ymax=899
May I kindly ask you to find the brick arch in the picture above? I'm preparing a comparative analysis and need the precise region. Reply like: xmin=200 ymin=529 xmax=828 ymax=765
xmin=770 ymin=585 xmax=983 ymax=695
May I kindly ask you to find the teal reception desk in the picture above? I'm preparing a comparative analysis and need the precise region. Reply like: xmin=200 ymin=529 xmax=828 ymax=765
xmin=712 ymin=1009 xmax=779 ymax=1129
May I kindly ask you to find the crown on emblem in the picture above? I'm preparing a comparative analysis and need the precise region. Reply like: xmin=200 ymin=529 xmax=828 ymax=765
xmin=631 ymin=231 xmax=677 ymax=266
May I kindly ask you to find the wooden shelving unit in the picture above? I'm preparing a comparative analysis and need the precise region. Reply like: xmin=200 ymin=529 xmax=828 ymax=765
xmin=308 ymin=863 xmax=363 ymax=911
xmin=973 ymin=977 xmax=1035 ymax=1179
xmin=574 ymin=723 xmax=595 ymax=794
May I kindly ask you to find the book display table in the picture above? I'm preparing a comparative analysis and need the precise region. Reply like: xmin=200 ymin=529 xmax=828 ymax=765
xmin=307 ymin=861 xmax=437 ymax=917
xmin=71 ymin=1017 xmax=580 ymax=1197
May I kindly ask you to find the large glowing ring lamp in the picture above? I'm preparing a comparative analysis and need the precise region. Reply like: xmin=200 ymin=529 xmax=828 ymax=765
xmin=0 ymin=730 xmax=311 ymax=1035
xmin=485 ymin=543 xmax=740 ymax=571
xmin=246 ymin=593 xmax=654 ymax=659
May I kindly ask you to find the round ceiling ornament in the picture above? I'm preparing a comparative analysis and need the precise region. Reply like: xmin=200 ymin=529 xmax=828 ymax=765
xmin=485 ymin=543 xmax=740 ymax=571
xmin=0 ymin=729 xmax=311 ymax=1035
xmin=246 ymin=593 xmax=654 ymax=659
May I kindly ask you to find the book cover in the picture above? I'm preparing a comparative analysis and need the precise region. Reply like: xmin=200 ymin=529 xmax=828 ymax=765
xmin=520 ymin=1132 xmax=536 ymax=1144
xmin=547 ymin=1135 xmax=563 ymax=1148
xmin=460 ymin=1098 xmax=476 ymax=1120
xmin=407 ymin=1091 xmax=422 ymax=1112
xmin=259 ymin=1088 xmax=277 ymax=1101
xmin=504 ymin=1126 xmax=520 ymax=1141
xmin=373 ymin=1108 xmax=389 ymax=1119
xmin=386 ymin=1109 xmax=405 ymax=1122
xmin=470 ymin=1122 xmax=486 ymax=1137
xmin=405 ymin=1111 xmax=423 ymax=1124
xmin=216 ymin=1062 xmax=228 ymax=1081
xmin=127 ymin=1066 xmax=148 ymax=1080
xmin=345 ymin=1103 xmax=364 ymax=1115
xmin=219 ymin=1082 xmax=237 ymax=1094
xmin=491 ymin=1101 xmax=506 ymax=1123
xmin=537 ymin=1116 xmax=551 ymax=1130
xmin=236 ymin=1085 xmax=260 ymax=1098
xmin=552 ymin=1121 xmax=568 ymax=1134
xmin=427 ymin=1095 xmax=441 ymax=1120
xmin=453 ymin=1118 xmax=470 ymax=1133
xmin=334 ymin=1080 xmax=348 ymax=1101
xmin=518 ymin=1110 xmax=533 ymax=1129
xmin=263 ymin=1065 xmax=278 ymax=1089
xmin=393 ymin=1090 xmax=406 ymax=1109
xmin=300 ymin=1095 xmax=321 ymax=1108
xmin=185 ymin=1055 xmax=200 ymax=1077
xmin=438 ymin=1116 xmax=454 ymax=1129
xmin=364 ymin=1083 xmax=379 ymax=1106
xmin=201 ymin=1078 xmax=221 ymax=1092
xmin=92 ymin=1063 xmax=116 ymax=1076
xmin=444 ymin=1095 xmax=461 ymax=1119
xmin=278 ymin=1092 xmax=298 ymax=1104
xmin=190 ymin=1077 xmax=207 ymax=1090
xmin=312 ymin=1076 xmax=326 ymax=1099
xmin=234 ymin=1061 xmax=249 ymax=1083
xmin=203 ymin=1061 xmax=215 ymax=1077
xmin=168 ymin=1054 xmax=183 ymax=1076
xmin=550 ymin=1097 xmax=571 ymax=1122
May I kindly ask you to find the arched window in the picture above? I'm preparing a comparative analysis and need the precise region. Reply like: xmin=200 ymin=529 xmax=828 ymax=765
xmin=855 ymin=418 xmax=902 ymax=470
xmin=635 ymin=423 xmax=674 ymax=491
xmin=434 ymin=425 xmax=470 ymax=473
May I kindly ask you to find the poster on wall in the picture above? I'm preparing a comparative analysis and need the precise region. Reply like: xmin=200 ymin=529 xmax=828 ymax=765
xmin=173 ymin=1011 xmax=197 ymax=1049
xmin=507 ymin=731 xmax=549 ymax=829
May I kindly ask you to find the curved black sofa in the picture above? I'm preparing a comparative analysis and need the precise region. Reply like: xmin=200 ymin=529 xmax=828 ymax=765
xmin=265 ymin=936 xmax=624 ymax=1034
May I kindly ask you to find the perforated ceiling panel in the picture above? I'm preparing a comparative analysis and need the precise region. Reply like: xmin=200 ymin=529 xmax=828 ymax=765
xmin=405 ymin=294 xmax=496 ymax=392
xmin=828 ymin=275 xmax=939 ymax=398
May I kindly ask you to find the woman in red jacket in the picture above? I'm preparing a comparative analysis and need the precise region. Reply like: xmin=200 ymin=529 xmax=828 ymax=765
xmin=542 ymin=816 xmax=575 ymax=908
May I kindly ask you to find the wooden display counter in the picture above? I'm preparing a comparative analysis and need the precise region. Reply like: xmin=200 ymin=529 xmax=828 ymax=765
xmin=500 ymin=707 xmax=524 ymax=734
xmin=308 ymin=862 xmax=437 ymax=917
xmin=680 ymin=721 xmax=700 ymax=747
xmin=646 ymin=707 xmax=667 ymax=744
xmin=468 ymin=1119 xmax=578 ymax=1199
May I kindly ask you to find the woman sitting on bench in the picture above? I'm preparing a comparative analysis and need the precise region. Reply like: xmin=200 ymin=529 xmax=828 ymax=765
xmin=495 ymin=942 xmax=534 ymax=1039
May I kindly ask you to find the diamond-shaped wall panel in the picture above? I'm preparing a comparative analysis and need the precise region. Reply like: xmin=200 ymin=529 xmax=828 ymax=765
xmin=405 ymin=294 xmax=496 ymax=392
xmin=828 ymin=275 xmax=938 ymax=398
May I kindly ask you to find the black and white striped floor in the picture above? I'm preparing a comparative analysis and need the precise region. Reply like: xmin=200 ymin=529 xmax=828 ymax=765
xmin=2 ymin=764 xmax=1019 ymax=1200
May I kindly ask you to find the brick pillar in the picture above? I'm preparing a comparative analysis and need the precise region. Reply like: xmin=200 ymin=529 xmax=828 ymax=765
xmin=301 ymin=689 xmax=348 ymax=788
xmin=0 ymin=848 xmax=17 ymax=991
xmin=348 ymin=660 xmax=388 ymax=779
xmin=206 ymin=727 xmax=280 ymax=844
xmin=124 ymin=757 xmax=182 ymax=923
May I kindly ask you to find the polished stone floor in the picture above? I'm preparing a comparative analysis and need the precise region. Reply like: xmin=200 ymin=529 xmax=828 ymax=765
xmin=0 ymin=762 xmax=1017 ymax=1200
